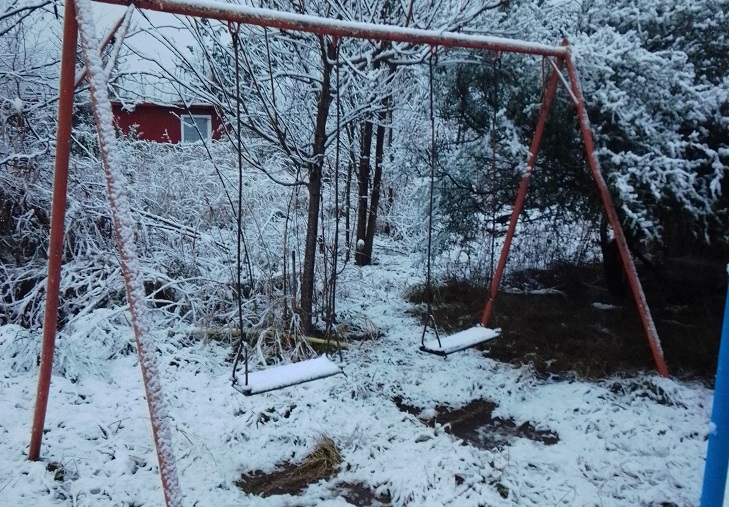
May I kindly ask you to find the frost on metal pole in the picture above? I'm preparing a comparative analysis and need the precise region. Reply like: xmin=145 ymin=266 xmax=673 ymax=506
xmin=74 ymin=6 xmax=135 ymax=88
xmin=94 ymin=0 xmax=568 ymax=56
xmin=73 ymin=0 xmax=183 ymax=505
xmin=701 ymin=270 xmax=729 ymax=507
xmin=30 ymin=4 xmax=137 ymax=462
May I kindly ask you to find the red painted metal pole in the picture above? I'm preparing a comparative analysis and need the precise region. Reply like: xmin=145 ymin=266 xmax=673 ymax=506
xmin=563 ymin=53 xmax=669 ymax=378
xmin=481 ymin=58 xmax=563 ymax=327
xmin=93 ymin=0 xmax=568 ymax=57
xmin=28 ymin=0 xmax=79 ymax=461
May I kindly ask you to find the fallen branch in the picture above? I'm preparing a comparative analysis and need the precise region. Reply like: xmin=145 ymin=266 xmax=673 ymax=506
xmin=185 ymin=328 xmax=350 ymax=348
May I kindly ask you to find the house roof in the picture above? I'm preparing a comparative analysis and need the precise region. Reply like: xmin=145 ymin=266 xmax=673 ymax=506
xmin=110 ymin=100 xmax=219 ymax=112
xmin=110 ymin=72 xmax=216 ymax=109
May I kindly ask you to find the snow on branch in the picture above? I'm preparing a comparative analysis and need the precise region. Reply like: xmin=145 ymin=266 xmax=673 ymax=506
xmin=73 ymin=0 xmax=184 ymax=504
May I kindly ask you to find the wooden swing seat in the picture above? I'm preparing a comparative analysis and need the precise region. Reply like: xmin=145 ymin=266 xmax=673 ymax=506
xmin=420 ymin=326 xmax=500 ymax=356
xmin=232 ymin=355 xmax=343 ymax=396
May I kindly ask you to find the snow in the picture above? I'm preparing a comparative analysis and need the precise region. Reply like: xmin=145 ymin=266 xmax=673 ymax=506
xmin=421 ymin=326 xmax=500 ymax=355
xmin=593 ymin=302 xmax=619 ymax=310
xmin=1 ymin=241 xmax=717 ymax=506
xmin=233 ymin=355 xmax=343 ymax=395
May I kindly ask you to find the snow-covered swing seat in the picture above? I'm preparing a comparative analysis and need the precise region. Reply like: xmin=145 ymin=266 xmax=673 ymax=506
xmin=232 ymin=353 xmax=342 ymax=396
xmin=223 ymin=23 xmax=342 ymax=396
xmin=420 ymin=325 xmax=501 ymax=356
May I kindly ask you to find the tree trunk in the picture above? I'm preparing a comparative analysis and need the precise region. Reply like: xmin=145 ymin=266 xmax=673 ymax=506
xmin=384 ymin=107 xmax=394 ymax=236
xmin=344 ymin=121 xmax=355 ymax=260
xmin=344 ymin=158 xmax=353 ymax=262
xmin=301 ymin=37 xmax=334 ymax=333
xmin=362 ymin=112 xmax=387 ymax=264
xmin=600 ymin=218 xmax=626 ymax=296
xmin=355 ymin=120 xmax=373 ymax=266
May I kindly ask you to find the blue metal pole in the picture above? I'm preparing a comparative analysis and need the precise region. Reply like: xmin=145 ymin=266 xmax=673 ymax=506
xmin=701 ymin=272 xmax=729 ymax=507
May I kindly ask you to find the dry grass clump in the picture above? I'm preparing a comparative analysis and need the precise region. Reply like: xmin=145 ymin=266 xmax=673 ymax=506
xmin=301 ymin=436 xmax=341 ymax=475
xmin=236 ymin=436 xmax=341 ymax=497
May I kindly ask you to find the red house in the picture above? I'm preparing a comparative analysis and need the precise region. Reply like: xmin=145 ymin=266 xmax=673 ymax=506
xmin=111 ymin=101 xmax=225 ymax=143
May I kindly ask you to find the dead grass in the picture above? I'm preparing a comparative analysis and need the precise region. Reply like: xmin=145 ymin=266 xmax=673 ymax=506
xmin=235 ymin=436 xmax=341 ymax=497
xmin=302 ymin=436 xmax=341 ymax=475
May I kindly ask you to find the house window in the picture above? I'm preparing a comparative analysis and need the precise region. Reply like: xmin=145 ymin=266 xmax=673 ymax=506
xmin=181 ymin=114 xmax=212 ymax=143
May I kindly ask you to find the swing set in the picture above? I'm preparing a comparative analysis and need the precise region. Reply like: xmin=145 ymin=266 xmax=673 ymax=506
xmin=29 ymin=2 xmax=670 ymax=504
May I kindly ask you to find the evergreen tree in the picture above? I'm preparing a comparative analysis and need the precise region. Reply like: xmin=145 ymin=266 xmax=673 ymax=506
xmin=436 ymin=0 xmax=729 ymax=265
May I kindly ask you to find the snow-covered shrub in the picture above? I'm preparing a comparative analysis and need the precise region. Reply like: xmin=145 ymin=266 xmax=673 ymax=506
xmin=2 ymin=132 xmax=316 ymax=362
xmin=434 ymin=0 xmax=729 ymax=270
xmin=574 ymin=0 xmax=729 ymax=251
xmin=0 ymin=324 xmax=38 ymax=373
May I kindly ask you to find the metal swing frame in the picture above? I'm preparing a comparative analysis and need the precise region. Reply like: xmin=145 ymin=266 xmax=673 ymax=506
xmin=29 ymin=2 xmax=670 ymax=504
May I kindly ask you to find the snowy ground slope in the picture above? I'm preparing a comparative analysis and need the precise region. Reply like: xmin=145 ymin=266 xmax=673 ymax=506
xmin=0 ymin=242 xmax=715 ymax=506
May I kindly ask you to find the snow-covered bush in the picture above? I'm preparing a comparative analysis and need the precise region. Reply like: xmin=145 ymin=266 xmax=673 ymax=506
xmin=574 ymin=0 xmax=729 ymax=251
xmin=435 ymin=0 xmax=729 ymax=268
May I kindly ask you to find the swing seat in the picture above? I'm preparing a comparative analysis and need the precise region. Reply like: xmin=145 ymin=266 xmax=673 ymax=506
xmin=420 ymin=326 xmax=500 ymax=356
xmin=232 ymin=355 xmax=343 ymax=396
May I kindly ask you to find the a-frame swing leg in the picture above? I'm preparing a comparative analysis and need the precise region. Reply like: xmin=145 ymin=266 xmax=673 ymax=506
xmin=480 ymin=55 xmax=564 ymax=328
xmin=28 ymin=2 xmax=139 ymax=463
xmin=28 ymin=0 xmax=79 ymax=462
xmin=564 ymin=55 xmax=669 ymax=378
xmin=480 ymin=47 xmax=669 ymax=379
xmin=74 ymin=1 xmax=184 ymax=502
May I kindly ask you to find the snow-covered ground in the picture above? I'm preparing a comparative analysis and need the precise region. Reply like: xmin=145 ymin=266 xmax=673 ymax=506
xmin=0 ymin=242 xmax=716 ymax=506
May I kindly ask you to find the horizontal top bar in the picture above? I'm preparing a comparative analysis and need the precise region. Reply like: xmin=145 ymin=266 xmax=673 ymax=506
xmin=93 ymin=0 xmax=569 ymax=57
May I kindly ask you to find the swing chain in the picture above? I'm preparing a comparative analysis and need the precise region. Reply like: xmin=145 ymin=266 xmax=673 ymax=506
xmin=488 ymin=52 xmax=502 ymax=287
xmin=229 ymin=20 xmax=249 ymax=389
xmin=421 ymin=45 xmax=442 ymax=350
xmin=326 ymin=35 xmax=344 ymax=363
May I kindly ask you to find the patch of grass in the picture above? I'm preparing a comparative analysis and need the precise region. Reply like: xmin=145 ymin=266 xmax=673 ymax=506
xmin=301 ymin=436 xmax=341 ymax=476
xmin=608 ymin=379 xmax=687 ymax=408
xmin=405 ymin=278 xmax=488 ymax=332
xmin=405 ymin=278 xmax=486 ymax=307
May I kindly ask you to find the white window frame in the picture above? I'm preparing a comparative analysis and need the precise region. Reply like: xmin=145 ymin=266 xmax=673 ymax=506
xmin=181 ymin=114 xmax=212 ymax=143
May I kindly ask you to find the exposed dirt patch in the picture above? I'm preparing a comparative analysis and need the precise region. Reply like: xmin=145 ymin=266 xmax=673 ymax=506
xmin=45 ymin=461 xmax=66 ymax=482
xmin=235 ymin=437 xmax=340 ymax=497
xmin=393 ymin=397 xmax=558 ymax=449
xmin=334 ymin=482 xmax=392 ymax=506
xmin=407 ymin=263 xmax=724 ymax=383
